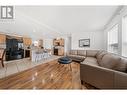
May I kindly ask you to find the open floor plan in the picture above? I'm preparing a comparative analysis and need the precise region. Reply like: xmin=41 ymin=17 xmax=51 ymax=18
xmin=0 ymin=5 xmax=127 ymax=90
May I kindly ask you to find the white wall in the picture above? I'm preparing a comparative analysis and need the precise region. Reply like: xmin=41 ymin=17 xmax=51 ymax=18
xmin=71 ymin=31 xmax=104 ymax=50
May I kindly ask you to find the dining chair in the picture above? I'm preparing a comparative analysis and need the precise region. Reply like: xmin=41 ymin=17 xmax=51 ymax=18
xmin=0 ymin=48 xmax=6 ymax=67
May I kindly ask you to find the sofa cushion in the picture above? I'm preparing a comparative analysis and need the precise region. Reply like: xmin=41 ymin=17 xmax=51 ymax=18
xmin=82 ymin=59 xmax=99 ymax=66
xmin=113 ymin=58 xmax=127 ymax=72
xmin=96 ymin=50 xmax=103 ymax=56
xmin=86 ymin=50 xmax=99 ymax=57
xmin=69 ymin=50 xmax=77 ymax=55
xmin=82 ymin=61 xmax=99 ymax=66
xmin=67 ymin=54 xmax=77 ymax=58
xmin=77 ymin=50 xmax=86 ymax=56
xmin=85 ymin=57 xmax=98 ymax=63
xmin=67 ymin=54 xmax=85 ymax=59
xmin=96 ymin=51 xmax=107 ymax=64
xmin=99 ymin=54 xmax=121 ymax=69
xmin=83 ymin=57 xmax=99 ymax=66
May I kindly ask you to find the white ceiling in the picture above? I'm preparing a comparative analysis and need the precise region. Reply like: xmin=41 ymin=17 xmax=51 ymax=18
xmin=0 ymin=6 xmax=121 ymax=39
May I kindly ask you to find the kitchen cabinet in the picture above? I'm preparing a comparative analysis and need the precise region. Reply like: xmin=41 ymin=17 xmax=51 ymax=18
xmin=0 ymin=34 xmax=6 ymax=44
xmin=58 ymin=47 xmax=64 ymax=56
xmin=53 ymin=38 xmax=64 ymax=56
xmin=53 ymin=38 xmax=64 ymax=46
xmin=23 ymin=37 xmax=32 ymax=46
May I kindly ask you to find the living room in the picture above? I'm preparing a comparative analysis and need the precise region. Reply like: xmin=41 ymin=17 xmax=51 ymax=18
xmin=0 ymin=0 xmax=127 ymax=94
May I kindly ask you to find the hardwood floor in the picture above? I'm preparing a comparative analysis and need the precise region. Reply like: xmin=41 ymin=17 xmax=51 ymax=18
xmin=0 ymin=59 xmax=88 ymax=89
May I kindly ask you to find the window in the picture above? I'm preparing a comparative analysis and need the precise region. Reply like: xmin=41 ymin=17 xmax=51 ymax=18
xmin=122 ymin=15 xmax=127 ymax=57
xmin=107 ymin=24 xmax=118 ymax=54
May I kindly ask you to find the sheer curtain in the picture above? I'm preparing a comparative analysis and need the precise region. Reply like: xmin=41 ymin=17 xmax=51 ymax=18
xmin=122 ymin=16 xmax=127 ymax=57
xmin=107 ymin=24 xmax=118 ymax=54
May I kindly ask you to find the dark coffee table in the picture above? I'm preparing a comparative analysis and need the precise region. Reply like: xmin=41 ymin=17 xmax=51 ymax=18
xmin=58 ymin=57 xmax=72 ymax=71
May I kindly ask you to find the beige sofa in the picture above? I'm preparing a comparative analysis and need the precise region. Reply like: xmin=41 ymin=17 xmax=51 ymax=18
xmin=66 ymin=50 xmax=86 ymax=62
xmin=67 ymin=50 xmax=127 ymax=89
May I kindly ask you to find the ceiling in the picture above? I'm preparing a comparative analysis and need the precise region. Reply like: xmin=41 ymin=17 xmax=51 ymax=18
xmin=0 ymin=6 xmax=121 ymax=39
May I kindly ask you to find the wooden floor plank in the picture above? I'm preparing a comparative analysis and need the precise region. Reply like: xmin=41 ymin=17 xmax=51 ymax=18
xmin=0 ymin=59 xmax=92 ymax=89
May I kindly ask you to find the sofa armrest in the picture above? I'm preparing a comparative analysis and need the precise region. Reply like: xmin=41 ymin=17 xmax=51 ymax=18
xmin=114 ymin=70 xmax=127 ymax=89
xmin=80 ymin=63 xmax=115 ymax=89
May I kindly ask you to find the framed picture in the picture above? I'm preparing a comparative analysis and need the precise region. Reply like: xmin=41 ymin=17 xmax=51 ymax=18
xmin=79 ymin=39 xmax=90 ymax=47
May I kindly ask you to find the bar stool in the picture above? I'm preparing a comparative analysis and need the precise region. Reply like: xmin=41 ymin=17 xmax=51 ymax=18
xmin=35 ymin=51 xmax=40 ymax=62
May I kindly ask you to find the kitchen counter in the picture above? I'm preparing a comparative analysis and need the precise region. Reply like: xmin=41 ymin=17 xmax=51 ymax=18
xmin=31 ymin=49 xmax=44 ymax=62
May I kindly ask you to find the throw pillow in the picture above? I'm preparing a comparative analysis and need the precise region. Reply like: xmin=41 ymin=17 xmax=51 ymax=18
xmin=99 ymin=54 xmax=121 ymax=69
